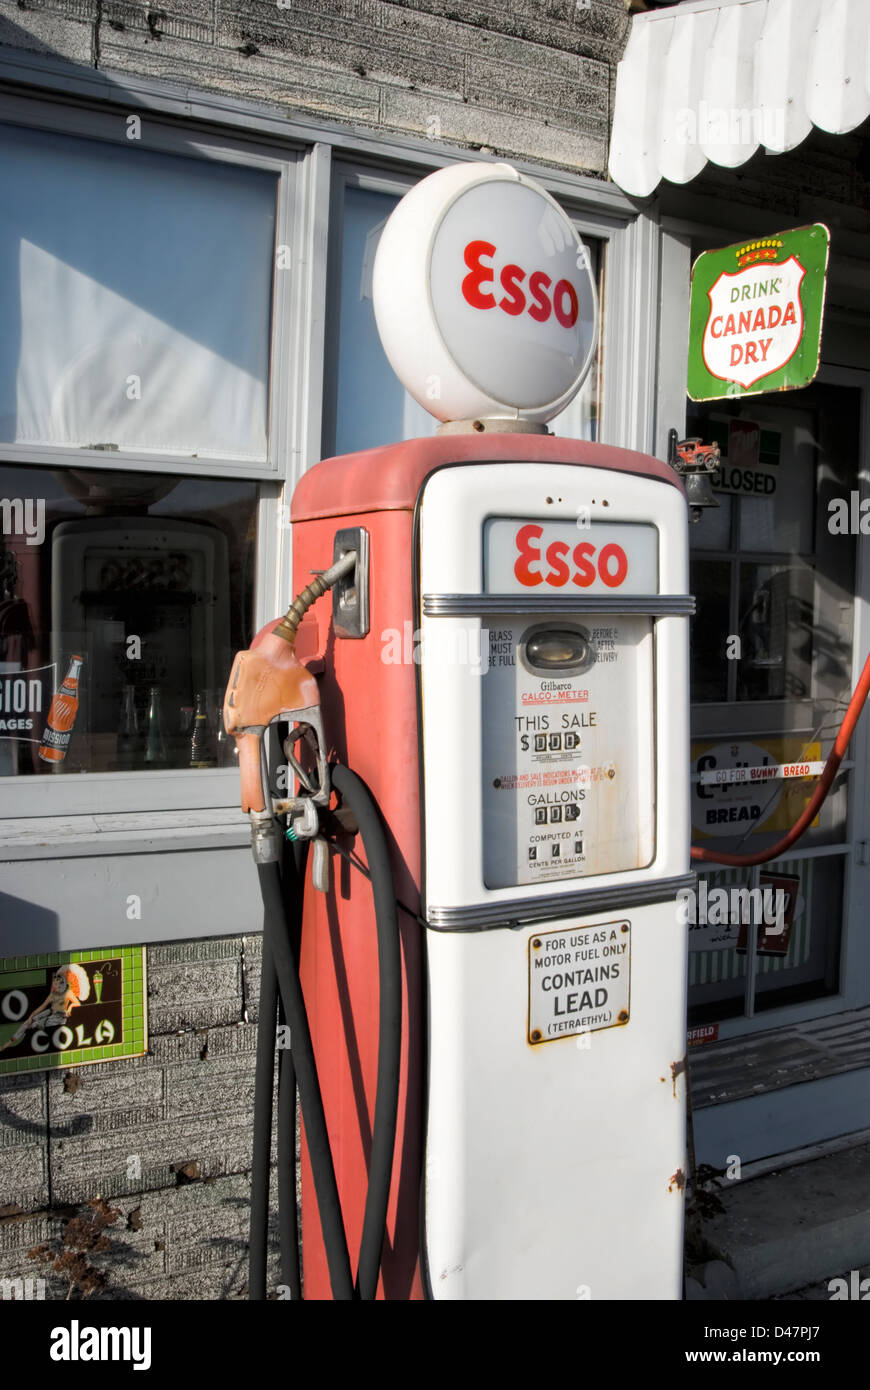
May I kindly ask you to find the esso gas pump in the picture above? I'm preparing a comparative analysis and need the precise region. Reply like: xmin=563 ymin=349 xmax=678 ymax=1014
xmin=226 ymin=162 xmax=695 ymax=1301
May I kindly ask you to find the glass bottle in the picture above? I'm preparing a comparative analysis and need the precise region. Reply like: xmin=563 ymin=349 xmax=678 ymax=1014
xmin=144 ymin=685 xmax=168 ymax=766
xmin=117 ymin=684 xmax=139 ymax=769
xmin=175 ymin=703 xmax=194 ymax=767
xmin=189 ymin=690 xmax=217 ymax=768
xmin=206 ymin=687 xmax=230 ymax=767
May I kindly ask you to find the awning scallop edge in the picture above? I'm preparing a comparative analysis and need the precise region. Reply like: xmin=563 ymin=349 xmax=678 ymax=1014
xmin=608 ymin=0 xmax=870 ymax=198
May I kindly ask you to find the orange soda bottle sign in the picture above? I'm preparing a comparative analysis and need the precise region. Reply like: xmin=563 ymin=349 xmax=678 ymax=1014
xmin=38 ymin=656 xmax=83 ymax=764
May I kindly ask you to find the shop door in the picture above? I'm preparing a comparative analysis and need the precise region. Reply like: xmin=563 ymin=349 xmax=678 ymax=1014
xmin=686 ymin=380 xmax=861 ymax=1025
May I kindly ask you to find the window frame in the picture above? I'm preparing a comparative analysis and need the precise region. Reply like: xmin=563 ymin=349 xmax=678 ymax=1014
xmin=0 ymin=94 xmax=310 ymax=821
xmin=0 ymin=91 xmax=305 ymax=482
xmin=0 ymin=63 xmax=652 ymax=833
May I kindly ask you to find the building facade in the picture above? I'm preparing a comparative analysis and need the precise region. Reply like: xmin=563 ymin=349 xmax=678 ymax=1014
xmin=0 ymin=0 xmax=869 ymax=1297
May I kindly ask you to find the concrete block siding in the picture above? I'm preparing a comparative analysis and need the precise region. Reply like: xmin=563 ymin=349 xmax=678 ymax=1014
xmin=0 ymin=0 xmax=629 ymax=175
xmin=0 ymin=935 xmax=282 ymax=1300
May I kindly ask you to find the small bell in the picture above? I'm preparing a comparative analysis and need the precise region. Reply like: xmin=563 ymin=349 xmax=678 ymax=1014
xmin=683 ymin=468 xmax=720 ymax=519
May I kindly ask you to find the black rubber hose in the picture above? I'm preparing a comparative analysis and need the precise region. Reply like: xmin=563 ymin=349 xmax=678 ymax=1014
xmin=277 ymin=999 xmax=301 ymax=1299
xmin=257 ymin=857 xmax=355 ymax=1300
xmin=276 ymin=838 xmax=306 ymax=1301
xmin=331 ymin=763 xmax=402 ymax=1302
xmin=248 ymin=928 xmax=277 ymax=1300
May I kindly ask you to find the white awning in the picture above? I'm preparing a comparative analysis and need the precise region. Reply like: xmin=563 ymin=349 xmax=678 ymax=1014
xmin=608 ymin=0 xmax=870 ymax=198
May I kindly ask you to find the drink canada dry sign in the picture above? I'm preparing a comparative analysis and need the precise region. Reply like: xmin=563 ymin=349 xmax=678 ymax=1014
xmin=687 ymin=224 xmax=829 ymax=402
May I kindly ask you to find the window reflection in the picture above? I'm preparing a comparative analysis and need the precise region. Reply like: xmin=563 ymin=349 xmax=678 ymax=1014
xmin=0 ymin=467 xmax=256 ymax=775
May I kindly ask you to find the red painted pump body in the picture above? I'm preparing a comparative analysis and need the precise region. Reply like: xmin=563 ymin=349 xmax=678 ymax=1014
xmin=290 ymin=433 xmax=682 ymax=1299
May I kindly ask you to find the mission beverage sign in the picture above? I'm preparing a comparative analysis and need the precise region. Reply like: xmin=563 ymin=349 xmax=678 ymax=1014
xmin=688 ymin=224 xmax=829 ymax=402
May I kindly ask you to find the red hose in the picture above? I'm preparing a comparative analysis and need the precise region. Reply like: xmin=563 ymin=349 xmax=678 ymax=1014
xmin=691 ymin=651 xmax=870 ymax=868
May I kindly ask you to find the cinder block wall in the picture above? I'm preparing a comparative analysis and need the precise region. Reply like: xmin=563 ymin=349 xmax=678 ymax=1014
xmin=0 ymin=0 xmax=630 ymax=175
xmin=0 ymin=0 xmax=629 ymax=1299
xmin=1 ymin=936 xmax=279 ymax=1299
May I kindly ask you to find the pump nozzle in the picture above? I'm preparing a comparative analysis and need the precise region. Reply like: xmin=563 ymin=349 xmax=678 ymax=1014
xmin=224 ymin=552 xmax=356 ymax=817
xmin=224 ymin=620 xmax=322 ymax=814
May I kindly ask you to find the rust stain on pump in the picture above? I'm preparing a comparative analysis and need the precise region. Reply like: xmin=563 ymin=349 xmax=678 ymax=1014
xmin=668 ymin=1169 xmax=686 ymax=1194
xmin=671 ymin=1056 xmax=687 ymax=1098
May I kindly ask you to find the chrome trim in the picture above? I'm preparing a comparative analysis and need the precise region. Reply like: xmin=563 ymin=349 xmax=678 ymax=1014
xmin=422 ymin=594 xmax=696 ymax=617
xmin=424 ymin=873 xmax=697 ymax=931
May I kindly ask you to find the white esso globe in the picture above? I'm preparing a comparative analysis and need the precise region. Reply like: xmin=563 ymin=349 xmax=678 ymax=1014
xmin=372 ymin=162 xmax=597 ymax=425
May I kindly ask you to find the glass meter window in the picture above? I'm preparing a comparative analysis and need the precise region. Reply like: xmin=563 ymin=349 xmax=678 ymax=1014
xmin=482 ymin=615 xmax=655 ymax=889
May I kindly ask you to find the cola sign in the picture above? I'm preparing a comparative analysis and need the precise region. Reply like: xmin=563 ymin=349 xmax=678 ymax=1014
xmin=688 ymin=224 xmax=829 ymax=402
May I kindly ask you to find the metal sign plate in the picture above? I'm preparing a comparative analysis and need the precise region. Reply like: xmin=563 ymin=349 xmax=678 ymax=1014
xmin=691 ymin=736 xmax=821 ymax=840
xmin=0 ymin=947 xmax=147 ymax=1075
xmin=484 ymin=518 xmax=658 ymax=596
xmin=528 ymin=921 xmax=630 ymax=1045
xmin=687 ymin=224 xmax=829 ymax=402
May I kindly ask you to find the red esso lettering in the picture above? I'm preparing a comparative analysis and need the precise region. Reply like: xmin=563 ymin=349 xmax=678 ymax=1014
xmin=595 ymin=543 xmax=628 ymax=589
xmin=462 ymin=240 xmax=497 ymax=310
xmin=514 ymin=523 xmax=544 ymax=586
xmin=514 ymin=526 xmax=628 ymax=589
xmin=461 ymin=242 xmax=579 ymax=328
xmin=553 ymin=278 xmax=579 ymax=330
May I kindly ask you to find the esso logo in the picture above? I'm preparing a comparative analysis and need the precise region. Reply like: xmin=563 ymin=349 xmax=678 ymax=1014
xmin=514 ymin=524 xmax=628 ymax=589
xmin=461 ymin=240 xmax=580 ymax=328
xmin=372 ymin=163 xmax=597 ymax=423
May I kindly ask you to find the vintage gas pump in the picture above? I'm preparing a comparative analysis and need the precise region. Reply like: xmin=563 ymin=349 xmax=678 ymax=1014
xmin=232 ymin=163 xmax=695 ymax=1300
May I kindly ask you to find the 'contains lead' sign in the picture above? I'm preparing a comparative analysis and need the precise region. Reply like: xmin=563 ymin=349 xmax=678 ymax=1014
xmin=687 ymin=225 xmax=829 ymax=402
xmin=373 ymin=162 xmax=597 ymax=424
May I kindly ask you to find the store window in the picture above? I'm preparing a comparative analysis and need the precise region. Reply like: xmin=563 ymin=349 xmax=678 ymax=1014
xmin=688 ymin=404 xmax=818 ymax=705
xmin=324 ymin=177 xmax=604 ymax=456
xmin=0 ymin=466 xmax=257 ymax=776
xmin=0 ymin=122 xmax=276 ymax=461
xmin=686 ymin=382 xmax=859 ymax=1021
xmin=0 ymin=113 xmax=289 ymax=794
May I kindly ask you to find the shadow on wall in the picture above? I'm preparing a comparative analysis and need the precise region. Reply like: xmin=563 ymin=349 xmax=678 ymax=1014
xmin=0 ymin=893 xmax=59 ymax=958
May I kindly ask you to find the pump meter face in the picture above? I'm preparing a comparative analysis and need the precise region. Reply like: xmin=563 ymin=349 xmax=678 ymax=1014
xmin=479 ymin=515 xmax=658 ymax=890
xmin=483 ymin=612 xmax=655 ymax=888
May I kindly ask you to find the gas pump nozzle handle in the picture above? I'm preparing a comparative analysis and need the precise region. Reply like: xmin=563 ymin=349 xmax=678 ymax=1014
xmin=224 ymin=622 xmax=323 ymax=815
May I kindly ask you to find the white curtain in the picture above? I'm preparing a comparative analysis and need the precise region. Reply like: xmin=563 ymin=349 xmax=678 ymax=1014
xmin=1 ymin=125 xmax=276 ymax=460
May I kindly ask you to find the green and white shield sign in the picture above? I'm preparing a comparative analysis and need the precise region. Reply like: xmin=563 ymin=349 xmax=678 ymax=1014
xmin=688 ymin=224 xmax=829 ymax=402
